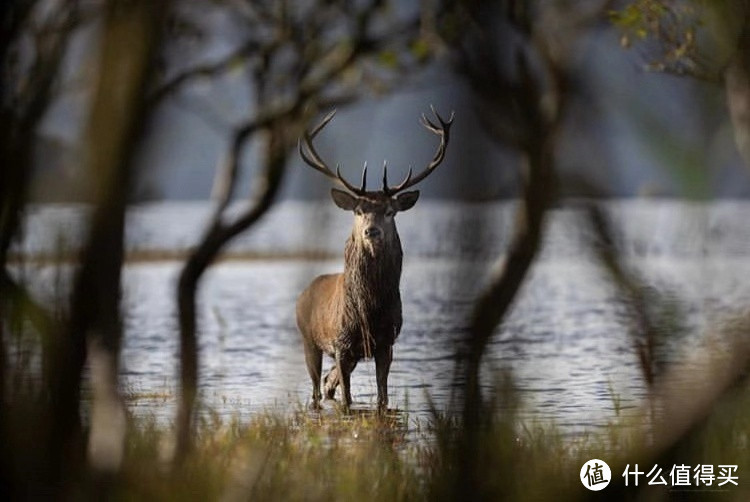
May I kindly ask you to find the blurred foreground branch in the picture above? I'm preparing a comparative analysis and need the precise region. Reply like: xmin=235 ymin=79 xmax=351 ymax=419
xmin=0 ymin=1 xmax=77 ymax=263
xmin=453 ymin=0 xmax=566 ymax=441
xmin=44 ymin=0 xmax=166 ymax=495
xmin=582 ymin=313 xmax=750 ymax=500
xmin=441 ymin=1 xmax=612 ymax=498
xmin=586 ymin=204 xmax=659 ymax=389
xmin=0 ymin=1 xmax=80 ymax=496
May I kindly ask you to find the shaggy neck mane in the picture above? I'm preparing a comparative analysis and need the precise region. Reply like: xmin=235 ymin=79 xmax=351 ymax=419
xmin=342 ymin=232 xmax=402 ymax=356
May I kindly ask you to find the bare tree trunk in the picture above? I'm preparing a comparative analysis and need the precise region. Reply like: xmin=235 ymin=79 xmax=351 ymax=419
xmin=44 ymin=0 xmax=165 ymax=493
xmin=0 ymin=2 xmax=77 ymax=497
xmin=454 ymin=129 xmax=556 ymax=501
xmin=174 ymin=125 xmax=288 ymax=463
xmin=0 ymin=1 xmax=73 ymax=263
xmin=444 ymin=2 xmax=577 ymax=498
xmin=462 ymin=134 xmax=555 ymax=427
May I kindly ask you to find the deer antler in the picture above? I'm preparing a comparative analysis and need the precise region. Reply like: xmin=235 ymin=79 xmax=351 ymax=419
xmin=299 ymin=110 xmax=367 ymax=195
xmin=385 ymin=105 xmax=454 ymax=195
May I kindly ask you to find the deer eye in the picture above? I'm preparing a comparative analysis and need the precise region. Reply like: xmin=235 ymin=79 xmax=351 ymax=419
xmin=385 ymin=209 xmax=395 ymax=218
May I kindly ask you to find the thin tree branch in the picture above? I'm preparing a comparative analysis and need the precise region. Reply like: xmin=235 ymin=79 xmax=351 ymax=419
xmin=149 ymin=38 xmax=264 ymax=105
xmin=174 ymin=122 xmax=287 ymax=463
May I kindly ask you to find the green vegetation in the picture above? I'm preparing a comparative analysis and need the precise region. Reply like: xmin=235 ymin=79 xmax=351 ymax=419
xmin=67 ymin=379 xmax=750 ymax=501
xmin=110 ymin=407 xmax=416 ymax=501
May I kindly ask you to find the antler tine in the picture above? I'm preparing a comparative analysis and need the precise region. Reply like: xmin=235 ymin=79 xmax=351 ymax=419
xmin=299 ymin=110 xmax=366 ymax=195
xmin=419 ymin=112 xmax=439 ymax=133
xmin=388 ymin=106 xmax=454 ymax=194
xmin=298 ymin=111 xmax=338 ymax=178
xmin=335 ymin=165 xmax=365 ymax=194
xmin=310 ymin=109 xmax=337 ymax=138
xmin=383 ymin=161 xmax=414 ymax=195
xmin=360 ymin=162 xmax=368 ymax=192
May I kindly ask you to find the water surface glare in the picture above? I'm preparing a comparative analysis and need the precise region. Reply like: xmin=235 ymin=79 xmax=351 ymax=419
xmin=120 ymin=255 xmax=750 ymax=433
xmin=15 ymin=200 xmax=750 ymax=434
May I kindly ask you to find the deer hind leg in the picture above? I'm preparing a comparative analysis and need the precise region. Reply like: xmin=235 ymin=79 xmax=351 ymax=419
xmin=303 ymin=339 xmax=323 ymax=408
xmin=323 ymin=360 xmax=357 ymax=400
xmin=323 ymin=365 xmax=338 ymax=399
xmin=375 ymin=345 xmax=393 ymax=412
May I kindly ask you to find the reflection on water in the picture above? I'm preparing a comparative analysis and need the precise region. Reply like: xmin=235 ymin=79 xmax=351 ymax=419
xmin=14 ymin=201 xmax=750 ymax=434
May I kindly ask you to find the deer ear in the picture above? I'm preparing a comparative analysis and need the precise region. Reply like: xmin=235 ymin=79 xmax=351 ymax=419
xmin=331 ymin=188 xmax=358 ymax=211
xmin=394 ymin=190 xmax=419 ymax=212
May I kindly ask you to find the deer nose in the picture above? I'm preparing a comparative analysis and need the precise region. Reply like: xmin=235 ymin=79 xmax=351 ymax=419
xmin=364 ymin=226 xmax=381 ymax=239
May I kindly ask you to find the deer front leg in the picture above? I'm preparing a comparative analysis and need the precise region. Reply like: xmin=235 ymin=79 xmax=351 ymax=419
xmin=303 ymin=339 xmax=322 ymax=409
xmin=334 ymin=347 xmax=352 ymax=411
xmin=375 ymin=345 xmax=393 ymax=412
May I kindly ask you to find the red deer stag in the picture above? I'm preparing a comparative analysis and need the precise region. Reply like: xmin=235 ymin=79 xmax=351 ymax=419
xmin=296 ymin=107 xmax=453 ymax=411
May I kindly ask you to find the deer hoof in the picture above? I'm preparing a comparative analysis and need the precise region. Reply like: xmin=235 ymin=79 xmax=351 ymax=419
xmin=337 ymin=401 xmax=351 ymax=415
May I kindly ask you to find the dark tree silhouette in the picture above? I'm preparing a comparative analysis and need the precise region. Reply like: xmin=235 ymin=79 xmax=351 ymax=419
xmin=1 ymin=1 xmax=81 ymax=496
xmin=435 ymin=1 xmax=608 ymax=498
xmin=1 ymin=0 xmax=167 ymax=497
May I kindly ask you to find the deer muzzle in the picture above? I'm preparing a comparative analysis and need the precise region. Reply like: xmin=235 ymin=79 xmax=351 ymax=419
xmin=364 ymin=226 xmax=382 ymax=240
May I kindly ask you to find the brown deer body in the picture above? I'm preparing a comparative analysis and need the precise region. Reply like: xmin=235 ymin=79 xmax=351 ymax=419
xmin=296 ymin=107 xmax=453 ymax=410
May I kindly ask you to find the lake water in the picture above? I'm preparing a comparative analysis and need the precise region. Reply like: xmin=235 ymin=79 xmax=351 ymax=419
xmin=13 ymin=200 xmax=750 ymax=433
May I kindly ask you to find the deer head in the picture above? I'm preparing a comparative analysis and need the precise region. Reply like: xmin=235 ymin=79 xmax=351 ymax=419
xmin=299 ymin=107 xmax=454 ymax=254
